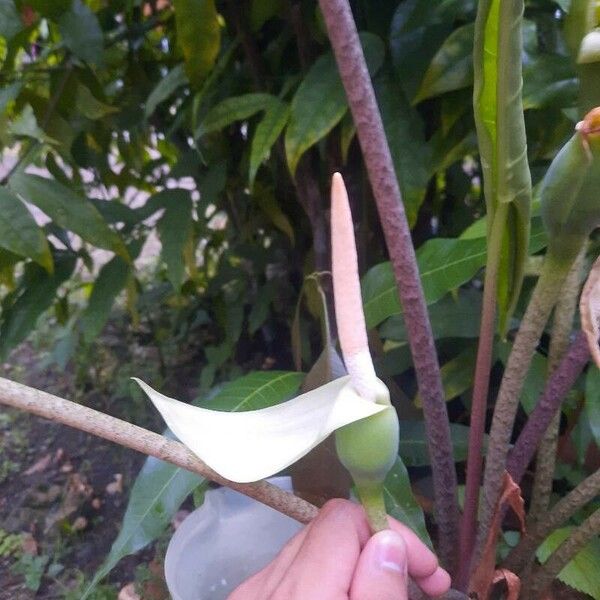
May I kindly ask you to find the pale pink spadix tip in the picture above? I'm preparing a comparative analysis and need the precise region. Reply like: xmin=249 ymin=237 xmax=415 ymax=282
xmin=331 ymin=172 xmax=378 ymax=401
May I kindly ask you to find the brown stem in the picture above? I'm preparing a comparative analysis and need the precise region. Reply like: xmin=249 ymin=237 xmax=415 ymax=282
xmin=318 ymin=0 xmax=458 ymax=569
xmin=506 ymin=332 xmax=590 ymax=484
xmin=528 ymin=251 xmax=585 ymax=522
xmin=503 ymin=468 xmax=600 ymax=574
xmin=530 ymin=508 xmax=600 ymax=598
xmin=0 ymin=377 xmax=318 ymax=524
xmin=458 ymin=202 xmax=508 ymax=587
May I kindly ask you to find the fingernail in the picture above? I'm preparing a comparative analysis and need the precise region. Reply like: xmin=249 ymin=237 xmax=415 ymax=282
xmin=372 ymin=530 xmax=408 ymax=575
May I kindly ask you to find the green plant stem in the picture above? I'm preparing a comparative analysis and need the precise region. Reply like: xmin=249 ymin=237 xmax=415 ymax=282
xmin=477 ymin=247 xmax=576 ymax=554
xmin=529 ymin=508 xmax=600 ymax=598
xmin=357 ymin=483 xmax=389 ymax=533
xmin=459 ymin=202 xmax=508 ymax=587
xmin=528 ymin=250 xmax=585 ymax=524
xmin=503 ymin=468 xmax=600 ymax=574
xmin=0 ymin=376 xmax=318 ymax=524
xmin=318 ymin=0 xmax=459 ymax=570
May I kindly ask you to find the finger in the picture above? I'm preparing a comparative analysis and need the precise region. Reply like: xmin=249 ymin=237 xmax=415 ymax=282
xmin=350 ymin=529 xmax=409 ymax=600
xmin=388 ymin=517 xmax=443 ymax=580
xmin=414 ymin=567 xmax=452 ymax=598
xmin=271 ymin=499 xmax=368 ymax=598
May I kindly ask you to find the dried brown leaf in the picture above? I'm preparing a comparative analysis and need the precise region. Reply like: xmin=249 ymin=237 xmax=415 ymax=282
xmin=580 ymin=255 xmax=600 ymax=368
xmin=492 ymin=569 xmax=521 ymax=600
xmin=24 ymin=453 xmax=52 ymax=475
xmin=470 ymin=472 xmax=525 ymax=600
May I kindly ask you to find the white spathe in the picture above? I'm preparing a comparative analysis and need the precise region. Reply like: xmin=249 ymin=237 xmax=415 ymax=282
xmin=134 ymin=375 xmax=386 ymax=484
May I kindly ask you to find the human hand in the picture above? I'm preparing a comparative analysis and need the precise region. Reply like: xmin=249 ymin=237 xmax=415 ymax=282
xmin=228 ymin=498 xmax=451 ymax=600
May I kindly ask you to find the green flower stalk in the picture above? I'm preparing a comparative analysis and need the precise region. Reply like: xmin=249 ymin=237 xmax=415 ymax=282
xmin=331 ymin=173 xmax=399 ymax=532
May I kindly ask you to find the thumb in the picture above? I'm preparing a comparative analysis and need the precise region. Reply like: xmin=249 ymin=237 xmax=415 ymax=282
xmin=350 ymin=530 xmax=409 ymax=600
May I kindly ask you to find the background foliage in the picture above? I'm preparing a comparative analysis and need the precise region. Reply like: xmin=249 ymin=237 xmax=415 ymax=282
xmin=1 ymin=0 xmax=599 ymax=594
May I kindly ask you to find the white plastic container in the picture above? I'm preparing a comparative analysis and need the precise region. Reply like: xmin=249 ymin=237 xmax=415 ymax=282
xmin=164 ymin=477 xmax=304 ymax=600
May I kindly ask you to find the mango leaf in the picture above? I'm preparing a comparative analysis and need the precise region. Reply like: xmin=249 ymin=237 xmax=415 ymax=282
xmin=362 ymin=237 xmax=487 ymax=328
xmin=0 ymin=187 xmax=52 ymax=272
xmin=253 ymin=184 xmax=294 ymax=244
xmin=383 ymin=458 xmax=432 ymax=548
xmin=145 ymin=64 xmax=188 ymax=118
xmin=249 ymin=99 xmax=290 ymax=187
xmin=381 ymin=289 xmax=482 ymax=341
xmin=174 ymin=0 xmax=220 ymax=88
xmin=58 ymin=0 xmax=103 ymax=66
xmin=398 ymin=421 xmax=478 ymax=467
xmin=415 ymin=345 xmax=477 ymax=407
xmin=196 ymin=93 xmax=276 ymax=137
xmin=522 ymin=54 xmax=578 ymax=110
xmin=0 ymin=0 xmax=22 ymax=40
xmin=9 ymin=173 xmax=129 ymax=260
xmin=285 ymin=32 xmax=384 ymax=176
xmin=414 ymin=23 xmax=475 ymax=103
xmin=389 ymin=0 xmax=475 ymax=100
xmin=376 ymin=76 xmax=431 ymax=227
xmin=585 ymin=367 xmax=600 ymax=448
xmin=0 ymin=254 xmax=76 ymax=359
xmin=80 ymin=257 xmax=130 ymax=344
xmin=473 ymin=0 xmax=531 ymax=333
xmin=84 ymin=370 xmax=303 ymax=597
xmin=75 ymin=85 xmax=117 ymax=120
xmin=536 ymin=527 xmax=600 ymax=600
xmin=156 ymin=190 xmax=194 ymax=291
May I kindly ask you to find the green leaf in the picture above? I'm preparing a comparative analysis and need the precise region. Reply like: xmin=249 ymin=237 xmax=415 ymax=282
xmin=398 ymin=421 xmax=477 ymax=467
xmin=206 ymin=370 xmax=304 ymax=411
xmin=376 ymin=76 xmax=431 ymax=227
xmin=174 ymin=0 xmax=221 ymax=88
xmin=75 ymin=85 xmax=118 ymax=120
xmin=0 ymin=254 xmax=76 ymax=359
xmin=362 ymin=237 xmax=487 ymax=328
xmin=0 ymin=187 xmax=52 ymax=272
xmin=415 ymin=23 xmax=475 ymax=103
xmin=285 ymin=32 xmax=384 ymax=176
xmin=8 ymin=105 xmax=55 ymax=143
xmin=381 ymin=289 xmax=482 ymax=341
xmin=196 ymin=93 xmax=276 ymax=137
xmin=522 ymin=54 xmax=578 ymax=110
xmin=249 ymin=99 xmax=290 ymax=187
xmin=253 ymin=184 xmax=294 ymax=243
xmin=0 ymin=0 xmax=22 ymax=40
xmin=156 ymin=190 xmax=194 ymax=291
xmin=415 ymin=345 xmax=477 ymax=407
xmin=383 ymin=458 xmax=432 ymax=548
xmin=585 ymin=367 xmax=600 ymax=448
xmin=85 ymin=370 xmax=303 ymax=597
xmin=389 ymin=0 xmax=475 ymax=100
xmin=9 ymin=173 xmax=128 ymax=260
xmin=473 ymin=0 xmax=532 ymax=333
xmin=82 ymin=448 xmax=204 ymax=599
xmin=536 ymin=527 xmax=600 ymax=600
xmin=80 ymin=257 xmax=130 ymax=344
xmin=145 ymin=64 xmax=188 ymax=118
xmin=58 ymin=0 xmax=104 ymax=66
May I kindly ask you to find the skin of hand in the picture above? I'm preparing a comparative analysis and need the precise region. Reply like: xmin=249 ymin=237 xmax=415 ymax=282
xmin=228 ymin=499 xmax=451 ymax=600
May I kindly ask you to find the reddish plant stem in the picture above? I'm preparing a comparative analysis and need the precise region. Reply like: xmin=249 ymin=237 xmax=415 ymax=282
xmin=318 ymin=0 xmax=458 ymax=569
xmin=458 ymin=203 xmax=507 ymax=587
xmin=506 ymin=331 xmax=590 ymax=484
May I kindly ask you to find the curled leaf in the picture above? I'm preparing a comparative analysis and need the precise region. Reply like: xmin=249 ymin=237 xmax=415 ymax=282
xmin=492 ymin=569 xmax=521 ymax=600
xmin=470 ymin=472 xmax=525 ymax=600
xmin=580 ymin=255 xmax=600 ymax=368
xmin=134 ymin=376 xmax=385 ymax=484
